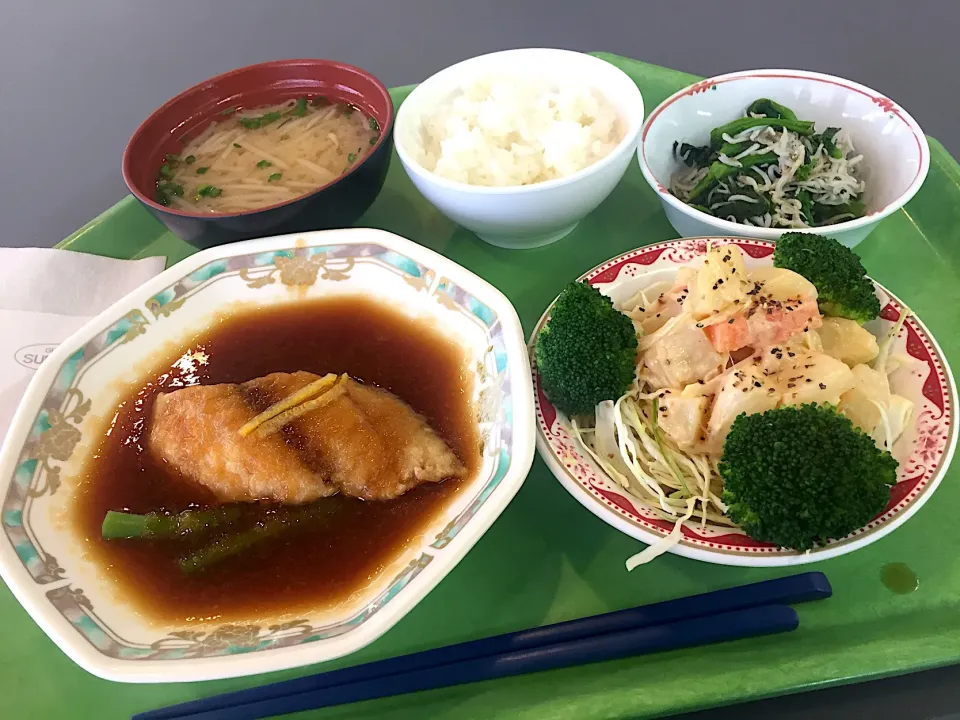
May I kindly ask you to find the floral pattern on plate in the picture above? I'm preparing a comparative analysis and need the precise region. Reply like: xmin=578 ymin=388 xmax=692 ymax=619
xmin=532 ymin=237 xmax=957 ymax=566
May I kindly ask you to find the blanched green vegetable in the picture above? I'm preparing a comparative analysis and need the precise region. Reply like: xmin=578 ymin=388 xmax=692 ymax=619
xmin=178 ymin=501 xmax=343 ymax=574
xmin=709 ymin=185 xmax=772 ymax=223
xmin=686 ymin=151 xmax=778 ymax=202
xmin=670 ymin=98 xmax=865 ymax=229
xmin=747 ymin=98 xmax=798 ymax=121
xmin=815 ymin=127 xmax=844 ymax=159
xmin=709 ymin=117 xmax=814 ymax=147
xmin=102 ymin=507 xmax=242 ymax=539
xmin=812 ymin=200 xmax=866 ymax=225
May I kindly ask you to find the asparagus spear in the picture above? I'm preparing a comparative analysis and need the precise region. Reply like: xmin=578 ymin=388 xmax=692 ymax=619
xmin=178 ymin=500 xmax=343 ymax=574
xmin=102 ymin=506 xmax=242 ymax=540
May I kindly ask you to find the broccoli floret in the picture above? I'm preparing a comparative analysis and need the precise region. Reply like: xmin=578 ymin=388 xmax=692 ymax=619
xmin=719 ymin=404 xmax=897 ymax=550
xmin=773 ymin=232 xmax=881 ymax=323
xmin=535 ymin=281 xmax=638 ymax=416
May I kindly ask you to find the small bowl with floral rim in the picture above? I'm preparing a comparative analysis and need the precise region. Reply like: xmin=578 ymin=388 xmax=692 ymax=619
xmin=638 ymin=70 xmax=929 ymax=248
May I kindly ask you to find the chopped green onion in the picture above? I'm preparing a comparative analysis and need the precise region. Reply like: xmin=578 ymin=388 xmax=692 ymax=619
xmin=256 ymin=160 xmax=272 ymax=169
xmin=158 ymin=164 xmax=174 ymax=180
xmin=220 ymin=107 xmax=237 ymax=115
xmin=289 ymin=97 xmax=308 ymax=117
xmin=311 ymin=96 xmax=330 ymax=107
xmin=368 ymin=117 xmax=380 ymax=132
xmin=233 ymin=143 xmax=242 ymax=148
xmin=156 ymin=179 xmax=184 ymax=206
xmin=268 ymin=172 xmax=282 ymax=182
xmin=239 ymin=111 xmax=282 ymax=129
xmin=184 ymin=155 xmax=196 ymax=164
xmin=157 ymin=181 xmax=184 ymax=196
xmin=197 ymin=185 xmax=222 ymax=198
xmin=196 ymin=166 xmax=209 ymax=175
xmin=347 ymin=153 xmax=357 ymax=163
xmin=369 ymin=135 xmax=379 ymax=145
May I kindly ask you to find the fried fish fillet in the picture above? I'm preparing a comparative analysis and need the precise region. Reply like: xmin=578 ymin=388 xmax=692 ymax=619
xmin=148 ymin=372 xmax=465 ymax=503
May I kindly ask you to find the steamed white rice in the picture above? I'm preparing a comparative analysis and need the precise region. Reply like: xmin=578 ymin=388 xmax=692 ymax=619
xmin=412 ymin=75 xmax=623 ymax=187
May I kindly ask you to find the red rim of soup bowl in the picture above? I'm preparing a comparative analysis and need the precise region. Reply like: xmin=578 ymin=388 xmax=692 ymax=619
xmin=122 ymin=58 xmax=394 ymax=218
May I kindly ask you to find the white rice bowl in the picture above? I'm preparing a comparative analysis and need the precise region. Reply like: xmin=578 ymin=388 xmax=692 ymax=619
xmin=411 ymin=75 xmax=623 ymax=187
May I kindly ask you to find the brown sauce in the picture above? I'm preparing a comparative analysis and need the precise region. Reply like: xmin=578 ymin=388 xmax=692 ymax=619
xmin=71 ymin=296 xmax=478 ymax=623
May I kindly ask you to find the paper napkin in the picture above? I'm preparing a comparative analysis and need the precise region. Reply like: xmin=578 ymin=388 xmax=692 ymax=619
xmin=0 ymin=247 xmax=166 ymax=441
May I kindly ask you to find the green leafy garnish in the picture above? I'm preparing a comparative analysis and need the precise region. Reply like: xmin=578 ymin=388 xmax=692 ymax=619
xmin=794 ymin=159 xmax=815 ymax=182
xmin=239 ymin=111 xmax=282 ymax=129
xmin=157 ymin=181 xmax=184 ymax=196
xmin=256 ymin=160 xmax=272 ymax=169
xmin=368 ymin=116 xmax=380 ymax=132
xmin=817 ymin=127 xmax=844 ymax=159
xmin=184 ymin=155 xmax=196 ymax=164
xmin=289 ymin=97 xmax=308 ymax=117
xmin=164 ymin=153 xmax=181 ymax=167
xmin=158 ymin=164 xmax=175 ymax=180
xmin=233 ymin=143 xmax=242 ymax=148
xmin=348 ymin=153 xmax=357 ymax=163
xmin=156 ymin=180 xmax=184 ymax=206
xmin=369 ymin=135 xmax=379 ymax=145
xmin=197 ymin=184 xmax=222 ymax=198
xmin=268 ymin=172 xmax=282 ymax=182
xmin=196 ymin=166 xmax=209 ymax=174
xmin=797 ymin=189 xmax=815 ymax=225
xmin=746 ymin=98 xmax=798 ymax=121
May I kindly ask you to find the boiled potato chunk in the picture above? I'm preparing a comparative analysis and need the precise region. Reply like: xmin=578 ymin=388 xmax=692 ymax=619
xmin=690 ymin=245 xmax=751 ymax=318
xmin=838 ymin=364 xmax=891 ymax=434
xmin=778 ymin=352 xmax=855 ymax=406
xmin=747 ymin=267 xmax=818 ymax=303
xmin=706 ymin=365 xmax=780 ymax=450
xmin=819 ymin=317 xmax=879 ymax=366
xmin=658 ymin=392 xmax=709 ymax=449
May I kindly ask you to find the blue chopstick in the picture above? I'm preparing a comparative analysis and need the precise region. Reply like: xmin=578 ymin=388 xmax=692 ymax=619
xmin=148 ymin=605 xmax=800 ymax=720
xmin=136 ymin=571 xmax=829 ymax=720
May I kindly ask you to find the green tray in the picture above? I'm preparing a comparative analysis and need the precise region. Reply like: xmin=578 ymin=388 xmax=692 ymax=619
xmin=8 ymin=53 xmax=960 ymax=719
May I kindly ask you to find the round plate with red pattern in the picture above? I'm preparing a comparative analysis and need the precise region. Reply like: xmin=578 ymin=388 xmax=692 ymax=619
xmin=532 ymin=238 xmax=957 ymax=566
